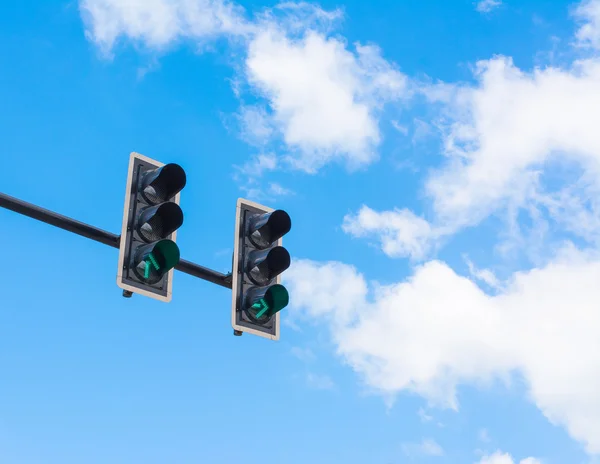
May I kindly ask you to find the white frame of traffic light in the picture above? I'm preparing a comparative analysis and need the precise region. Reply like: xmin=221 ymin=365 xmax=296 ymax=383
xmin=116 ymin=152 xmax=182 ymax=303
xmin=231 ymin=198 xmax=285 ymax=341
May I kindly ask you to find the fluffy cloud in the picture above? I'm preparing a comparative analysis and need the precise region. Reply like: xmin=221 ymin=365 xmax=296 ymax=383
xmin=423 ymin=56 xmax=600 ymax=238
xmin=342 ymin=205 xmax=437 ymax=260
xmin=79 ymin=0 xmax=249 ymax=55
xmin=344 ymin=5 xmax=600 ymax=260
xmin=284 ymin=246 xmax=600 ymax=454
xmin=574 ymin=0 xmax=600 ymax=50
xmin=315 ymin=1 xmax=600 ymax=455
xmin=351 ymin=51 xmax=600 ymax=260
xmin=244 ymin=22 xmax=407 ymax=172
xmin=285 ymin=259 xmax=367 ymax=327
xmin=477 ymin=451 xmax=541 ymax=464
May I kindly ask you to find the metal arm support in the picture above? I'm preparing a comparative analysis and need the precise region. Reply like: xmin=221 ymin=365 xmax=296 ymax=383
xmin=0 ymin=192 xmax=232 ymax=289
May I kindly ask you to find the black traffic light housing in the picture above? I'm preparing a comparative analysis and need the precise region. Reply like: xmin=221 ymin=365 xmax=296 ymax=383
xmin=231 ymin=198 xmax=292 ymax=340
xmin=117 ymin=152 xmax=186 ymax=302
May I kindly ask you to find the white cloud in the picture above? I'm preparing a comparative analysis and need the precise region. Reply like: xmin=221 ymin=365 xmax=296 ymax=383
xmin=420 ymin=55 xmax=600 ymax=245
xmin=285 ymin=259 xmax=367 ymax=327
xmin=344 ymin=23 xmax=600 ymax=261
xmin=232 ymin=3 xmax=409 ymax=176
xmin=401 ymin=438 xmax=444 ymax=457
xmin=244 ymin=23 xmax=408 ymax=172
xmin=79 ymin=0 xmax=249 ymax=56
xmin=342 ymin=205 xmax=437 ymax=260
xmin=475 ymin=0 xmax=502 ymax=13
xmin=284 ymin=247 xmax=600 ymax=454
xmin=477 ymin=451 xmax=541 ymax=464
xmin=574 ymin=0 xmax=600 ymax=50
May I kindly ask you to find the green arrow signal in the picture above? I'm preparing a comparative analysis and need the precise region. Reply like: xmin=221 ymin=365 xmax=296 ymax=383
xmin=143 ymin=252 xmax=161 ymax=280
xmin=148 ymin=253 xmax=160 ymax=270
xmin=251 ymin=298 xmax=269 ymax=318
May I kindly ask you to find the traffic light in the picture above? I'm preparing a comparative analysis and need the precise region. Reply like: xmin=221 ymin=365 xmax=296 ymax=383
xmin=117 ymin=152 xmax=186 ymax=302
xmin=231 ymin=198 xmax=292 ymax=340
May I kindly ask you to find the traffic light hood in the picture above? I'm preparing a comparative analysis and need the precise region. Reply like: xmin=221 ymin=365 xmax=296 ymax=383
xmin=246 ymin=246 xmax=291 ymax=286
xmin=248 ymin=209 xmax=291 ymax=249
xmin=140 ymin=163 xmax=187 ymax=205
xmin=137 ymin=202 xmax=184 ymax=243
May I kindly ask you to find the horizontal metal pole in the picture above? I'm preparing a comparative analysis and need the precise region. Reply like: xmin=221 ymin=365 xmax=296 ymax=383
xmin=0 ymin=192 xmax=232 ymax=289
xmin=176 ymin=259 xmax=232 ymax=289
xmin=0 ymin=192 xmax=120 ymax=248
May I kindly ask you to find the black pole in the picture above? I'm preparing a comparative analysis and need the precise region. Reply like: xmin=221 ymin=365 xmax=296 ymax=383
xmin=0 ymin=192 xmax=120 ymax=248
xmin=177 ymin=259 xmax=232 ymax=289
xmin=0 ymin=192 xmax=232 ymax=289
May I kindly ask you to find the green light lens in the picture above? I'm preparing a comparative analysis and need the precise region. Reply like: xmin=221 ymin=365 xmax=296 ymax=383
xmin=154 ymin=239 xmax=180 ymax=271
xmin=133 ymin=239 xmax=180 ymax=284
xmin=267 ymin=284 xmax=289 ymax=314
xmin=247 ymin=284 xmax=289 ymax=322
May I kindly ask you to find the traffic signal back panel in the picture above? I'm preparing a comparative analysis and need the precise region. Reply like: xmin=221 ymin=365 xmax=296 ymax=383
xmin=231 ymin=198 xmax=291 ymax=340
xmin=117 ymin=152 xmax=185 ymax=302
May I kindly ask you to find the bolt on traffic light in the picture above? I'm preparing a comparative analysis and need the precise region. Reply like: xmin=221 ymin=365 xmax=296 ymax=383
xmin=117 ymin=152 xmax=186 ymax=302
xmin=231 ymin=198 xmax=292 ymax=340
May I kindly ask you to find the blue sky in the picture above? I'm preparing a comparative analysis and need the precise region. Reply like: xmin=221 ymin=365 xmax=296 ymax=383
xmin=2 ymin=0 xmax=600 ymax=462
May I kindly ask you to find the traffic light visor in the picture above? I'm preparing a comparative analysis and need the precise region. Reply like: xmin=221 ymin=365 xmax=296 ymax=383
xmin=140 ymin=163 xmax=187 ymax=205
xmin=137 ymin=202 xmax=184 ymax=243
xmin=248 ymin=209 xmax=291 ymax=249
xmin=246 ymin=246 xmax=291 ymax=286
